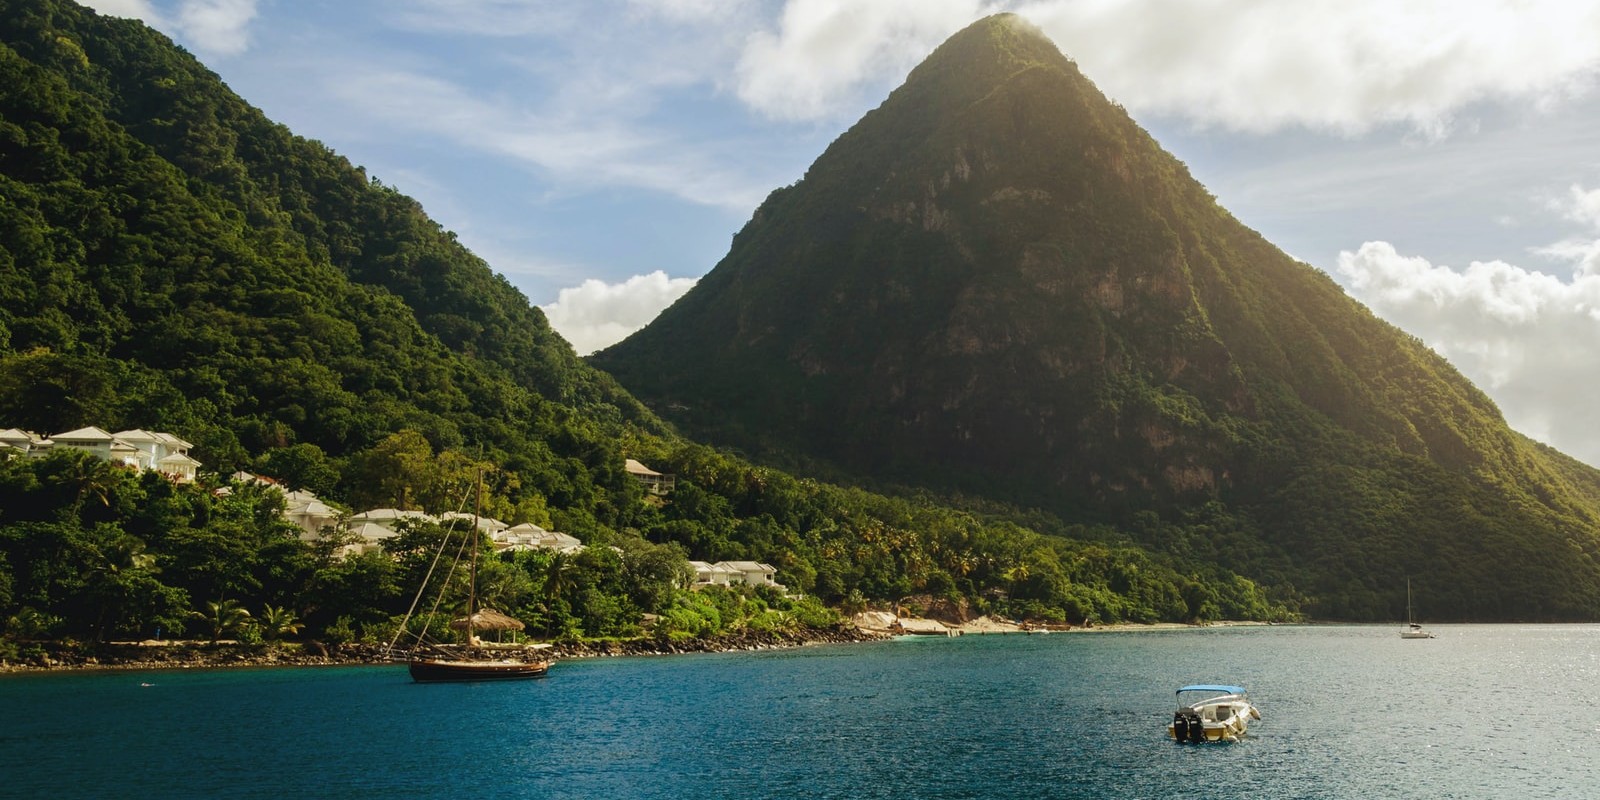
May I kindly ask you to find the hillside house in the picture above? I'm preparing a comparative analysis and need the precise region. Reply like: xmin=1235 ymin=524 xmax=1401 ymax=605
xmin=494 ymin=522 xmax=584 ymax=553
xmin=284 ymin=495 xmax=341 ymax=540
xmin=0 ymin=428 xmax=42 ymax=458
xmin=687 ymin=561 xmax=786 ymax=593
xmin=230 ymin=472 xmax=346 ymax=544
xmin=440 ymin=511 xmax=509 ymax=535
xmin=716 ymin=561 xmax=785 ymax=591
xmin=688 ymin=561 xmax=740 ymax=587
xmin=3 ymin=425 xmax=201 ymax=482
xmin=624 ymin=458 xmax=675 ymax=495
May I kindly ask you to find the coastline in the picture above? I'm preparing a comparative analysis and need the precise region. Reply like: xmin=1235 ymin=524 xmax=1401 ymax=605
xmin=0 ymin=619 xmax=1286 ymax=675
xmin=0 ymin=625 xmax=889 ymax=675
xmin=858 ymin=612 xmax=1276 ymax=637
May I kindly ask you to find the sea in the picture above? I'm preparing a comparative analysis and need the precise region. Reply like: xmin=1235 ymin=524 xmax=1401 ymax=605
xmin=1 ymin=624 xmax=1596 ymax=799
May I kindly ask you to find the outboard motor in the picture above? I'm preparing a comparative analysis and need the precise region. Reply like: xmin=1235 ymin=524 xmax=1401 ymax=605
xmin=1172 ymin=712 xmax=1188 ymax=741
xmin=1187 ymin=713 xmax=1205 ymax=743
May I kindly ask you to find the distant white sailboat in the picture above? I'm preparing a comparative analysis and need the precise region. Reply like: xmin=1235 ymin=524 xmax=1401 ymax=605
xmin=1400 ymin=579 xmax=1435 ymax=639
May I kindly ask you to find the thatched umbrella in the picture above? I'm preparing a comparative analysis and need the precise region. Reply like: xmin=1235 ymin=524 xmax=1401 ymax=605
xmin=449 ymin=608 xmax=525 ymax=632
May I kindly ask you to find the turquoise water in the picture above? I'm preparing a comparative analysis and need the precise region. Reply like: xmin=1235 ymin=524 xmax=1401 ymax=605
xmin=2 ymin=625 xmax=1597 ymax=798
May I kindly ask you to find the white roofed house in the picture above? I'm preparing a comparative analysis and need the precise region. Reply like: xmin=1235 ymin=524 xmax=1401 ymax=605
xmin=345 ymin=508 xmax=438 ymax=552
xmin=47 ymin=426 xmax=117 ymax=461
xmin=440 ymin=511 xmax=509 ymax=535
xmin=493 ymin=522 xmax=584 ymax=553
xmin=31 ymin=426 xmax=203 ymax=483
xmin=688 ymin=560 xmax=740 ymax=588
xmin=284 ymin=497 xmax=341 ymax=541
xmin=0 ymin=428 xmax=43 ymax=458
xmin=113 ymin=429 xmax=199 ymax=481
xmin=109 ymin=429 xmax=162 ymax=470
xmin=347 ymin=522 xmax=396 ymax=554
xmin=715 ymin=561 xmax=787 ymax=593
xmin=624 ymin=458 xmax=675 ymax=496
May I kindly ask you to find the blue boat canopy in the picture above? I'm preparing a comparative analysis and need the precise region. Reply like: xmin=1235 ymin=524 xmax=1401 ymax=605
xmin=1177 ymin=684 xmax=1246 ymax=695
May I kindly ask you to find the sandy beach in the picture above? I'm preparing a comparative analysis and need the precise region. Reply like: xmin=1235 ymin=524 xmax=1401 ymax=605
xmin=854 ymin=612 xmax=1273 ymax=637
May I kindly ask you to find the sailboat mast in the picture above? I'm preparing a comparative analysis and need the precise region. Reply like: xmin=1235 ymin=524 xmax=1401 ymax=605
xmin=467 ymin=470 xmax=481 ymax=648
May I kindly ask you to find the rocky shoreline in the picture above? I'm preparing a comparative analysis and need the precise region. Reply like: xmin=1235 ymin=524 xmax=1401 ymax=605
xmin=0 ymin=625 xmax=890 ymax=674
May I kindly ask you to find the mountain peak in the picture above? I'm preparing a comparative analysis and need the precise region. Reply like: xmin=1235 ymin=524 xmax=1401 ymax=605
xmin=594 ymin=15 xmax=1600 ymax=620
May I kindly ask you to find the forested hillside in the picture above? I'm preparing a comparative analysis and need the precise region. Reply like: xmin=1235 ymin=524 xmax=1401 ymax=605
xmin=595 ymin=14 xmax=1600 ymax=621
xmin=0 ymin=0 xmax=1291 ymax=652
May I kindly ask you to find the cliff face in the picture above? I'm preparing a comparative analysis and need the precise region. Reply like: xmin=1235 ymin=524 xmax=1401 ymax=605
xmin=595 ymin=15 xmax=1600 ymax=619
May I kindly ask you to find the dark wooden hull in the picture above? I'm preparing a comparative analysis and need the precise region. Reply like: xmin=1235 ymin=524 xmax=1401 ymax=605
xmin=408 ymin=657 xmax=550 ymax=683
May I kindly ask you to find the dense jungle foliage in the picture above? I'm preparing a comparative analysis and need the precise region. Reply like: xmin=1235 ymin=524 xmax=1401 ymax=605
xmin=0 ymin=1 xmax=1293 ymax=653
xmin=594 ymin=15 xmax=1600 ymax=621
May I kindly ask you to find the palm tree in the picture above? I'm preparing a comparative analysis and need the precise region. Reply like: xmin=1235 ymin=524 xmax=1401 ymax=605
xmin=257 ymin=604 xmax=303 ymax=642
xmin=86 ymin=530 xmax=158 ymax=643
xmin=542 ymin=551 xmax=578 ymax=602
xmin=193 ymin=599 xmax=252 ymax=644
xmin=62 ymin=452 xmax=122 ymax=522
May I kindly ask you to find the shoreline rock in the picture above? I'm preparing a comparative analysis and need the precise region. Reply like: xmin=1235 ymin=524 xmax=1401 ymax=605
xmin=0 ymin=626 xmax=890 ymax=675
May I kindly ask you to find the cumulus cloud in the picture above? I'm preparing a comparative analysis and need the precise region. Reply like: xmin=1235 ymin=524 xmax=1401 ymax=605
xmin=736 ymin=0 xmax=995 ymax=120
xmin=1337 ymin=239 xmax=1600 ymax=466
xmin=80 ymin=0 xmax=163 ymax=24
xmin=736 ymin=0 xmax=1600 ymax=135
xmin=541 ymin=271 xmax=698 ymax=355
xmin=1538 ymin=184 xmax=1600 ymax=276
xmin=172 ymin=0 xmax=259 ymax=56
xmin=80 ymin=0 xmax=258 ymax=56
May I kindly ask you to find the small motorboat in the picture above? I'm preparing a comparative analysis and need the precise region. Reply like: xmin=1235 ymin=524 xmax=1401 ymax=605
xmin=1166 ymin=684 xmax=1260 ymax=743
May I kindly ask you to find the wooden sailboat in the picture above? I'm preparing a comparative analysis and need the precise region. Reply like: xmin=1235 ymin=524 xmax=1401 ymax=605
xmin=1399 ymin=578 xmax=1435 ymax=639
xmin=389 ymin=474 xmax=551 ymax=682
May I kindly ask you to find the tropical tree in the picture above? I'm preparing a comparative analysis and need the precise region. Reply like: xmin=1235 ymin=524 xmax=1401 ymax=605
xmin=193 ymin=599 xmax=252 ymax=644
xmin=256 ymin=604 xmax=303 ymax=642
xmin=83 ymin=526 xmax=183 ymax=642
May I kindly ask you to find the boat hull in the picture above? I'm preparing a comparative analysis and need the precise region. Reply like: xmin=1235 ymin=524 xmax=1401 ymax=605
xmin=1166 ymin=718 xmax=1250 ymax=743
xmin=1168 ymin=690 xmax=1258 ymax=743
xmin=408 ymin=658 xmax=550 ymax=682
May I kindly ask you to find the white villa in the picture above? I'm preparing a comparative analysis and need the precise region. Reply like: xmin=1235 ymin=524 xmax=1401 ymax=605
xmin=344 ymin=508 xmax=439 ymax=552
xmin=624 ymin=458 xmax=675 ymax=496
xmin=231 ymin=471 xmax=591 ymax=559
xmin=494 ymin=522 xmax=584 ymax=554
xmin=1 ymin=425 xmax=200 ymax=482
xmin=689 ymin=560 xmax=785 ymax=592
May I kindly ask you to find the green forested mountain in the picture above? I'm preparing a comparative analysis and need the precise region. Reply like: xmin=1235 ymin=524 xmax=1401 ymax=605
xmin=594 ymin=15 xmax=1600 ymax=620
xmin=2 ymin=0 xmax=1295 ymax=648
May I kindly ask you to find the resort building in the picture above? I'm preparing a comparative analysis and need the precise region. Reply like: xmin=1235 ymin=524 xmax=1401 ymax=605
xmin=688 ymin=560 xmax=786 ymax=593
xmin=624 ymin=458 xmax=675 ymax=495
xmin=0 ymin=425 xmax=201 ymax=482
xmin=493 ymin=522 xmax=584 ymax=553
xmin=440 ymin=511 xmax=510 ymax=535
xmin=688 ymin=561 xmax=740 ymax=587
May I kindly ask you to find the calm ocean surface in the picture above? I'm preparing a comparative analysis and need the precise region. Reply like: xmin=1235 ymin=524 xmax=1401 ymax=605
xmin=2 ymin=625 xmax=1597 ymax=799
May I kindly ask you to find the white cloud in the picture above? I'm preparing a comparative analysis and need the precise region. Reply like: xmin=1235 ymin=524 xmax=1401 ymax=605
xmin=735 ymin=0 xmax=1600 ymax=135
xmin=79 ymin=0 xmax=258 ymax=56
xmin=173 ymin=0 xmax=259 ymax=56
xmin=736 ymin=0 xmax=995 ymax=120
xmin=1337 ymin=240 xmax=1600 ymax=466
xmin=1053 ymin=0 xmax=1600 ymax=136
xmin=1539 ymin=184 xmax=1600 ymax=277
xmin=80 ymin=0 xmax=164 ymax=24
xmin=541 ymin=271 xmax=698 ymax=355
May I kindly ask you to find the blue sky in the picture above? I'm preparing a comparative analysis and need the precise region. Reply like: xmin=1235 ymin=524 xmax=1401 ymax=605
xmin=84 ymin=0 xmax=1600 ymax=467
